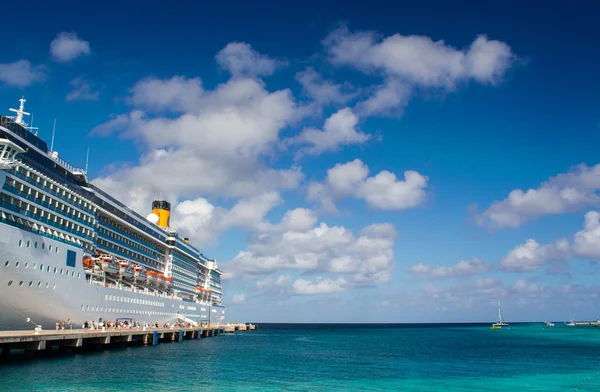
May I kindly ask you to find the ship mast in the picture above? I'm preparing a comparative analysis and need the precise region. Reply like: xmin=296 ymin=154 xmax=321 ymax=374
xmin=9 ymin=97 xmax=30 ymax=126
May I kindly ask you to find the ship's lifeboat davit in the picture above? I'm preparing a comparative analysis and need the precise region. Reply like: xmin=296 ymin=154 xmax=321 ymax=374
xmin=100 ymin=256 xmax=120 ymax=274
xmin=118 ymin=261 xmax=135 ymax=279
xmin=147 ymin=270 xmax=157 ymax=286
xmin=133 ymin=264 xmax=147 ymax=282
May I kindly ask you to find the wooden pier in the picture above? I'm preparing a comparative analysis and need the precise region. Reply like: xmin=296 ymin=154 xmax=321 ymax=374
xmin=0 ymin=324 xmax=255 ymax=360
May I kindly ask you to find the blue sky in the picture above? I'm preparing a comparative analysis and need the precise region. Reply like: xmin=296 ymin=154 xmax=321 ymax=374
xmin=1 ymin=0 xmax=600 ymax=323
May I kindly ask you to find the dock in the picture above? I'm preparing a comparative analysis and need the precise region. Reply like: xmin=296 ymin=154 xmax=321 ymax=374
xmin=0 ymin=324 xmax=256 ymax=360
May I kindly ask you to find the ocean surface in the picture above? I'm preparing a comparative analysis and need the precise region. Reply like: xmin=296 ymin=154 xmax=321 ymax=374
xmin=1 ymin=323 xmax=600 ymax=391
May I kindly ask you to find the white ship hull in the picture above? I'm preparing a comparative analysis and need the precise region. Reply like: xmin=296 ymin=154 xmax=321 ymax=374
xmin=0 ymin=223 xmax=225 ymax=330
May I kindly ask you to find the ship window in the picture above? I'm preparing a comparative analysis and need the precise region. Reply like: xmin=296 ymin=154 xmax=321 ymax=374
xmin=40 ymin=264 xmax=43 ymax=271
xmin=60 ymin=269 xmax=63 ymax=275
xmin=34 ymin=242 xmax=37 ymax=249
xmin=53 ymin=267 xmax=57 ymax=274
xmin=78 ymin=273 xmax=81 ymax=278
xmin=7 ymin=281 xmax=12 ymax=286
xmin=47 ymin=266 xmax=50 ymax=272
xmin=49 ymin=245 xmax=52 ymax=251
xmin=45 ymin=282 xmax=49 ymax=288
xmin=15 ymin=261 xmax=19 ymax=268
xmin=18 ymin=240 xmax=22 ymax=247
xmin=24 ymin=262 xmax=28 ymax=268
xmin=37 ymin=281 xmax=41 ymax=287
xmin=33 ymin=263 xmax=36 ymax=269
xmin=41 ymin=243 xmax=45 ymax=250
xmin=28 ymin=281 xmax=33 ymax=287
xmin=4 ymin=261 xmax=8 ymax=267
xmin=18 ymin=281 xmax=23 ymax=287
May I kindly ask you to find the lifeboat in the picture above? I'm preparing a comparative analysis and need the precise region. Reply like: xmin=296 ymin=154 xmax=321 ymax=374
xmin=83 ymin=255 xmax=95 ymax=268
xmin=147 ymin=270 xmax=157 ymax=285
xmin=133 ymin=264 xmax=147 ymax=282
xmin=118 ymin=260 xmax=135 ymax=279
xmin=100 ymin=256 xmax=120 ymax=274
xmin=164 ymin=276 xmax=173 ymax=288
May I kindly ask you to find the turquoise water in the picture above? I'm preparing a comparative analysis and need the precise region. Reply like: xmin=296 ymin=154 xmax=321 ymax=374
xmin=1 ymin=323 xmax=600 ymax=391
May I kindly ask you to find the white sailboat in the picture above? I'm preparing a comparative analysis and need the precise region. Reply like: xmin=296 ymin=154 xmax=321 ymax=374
xmin=566 ymin=314 xmax=575 ymax=327
xmin=491 ymin=300 xmax=509 ymax=329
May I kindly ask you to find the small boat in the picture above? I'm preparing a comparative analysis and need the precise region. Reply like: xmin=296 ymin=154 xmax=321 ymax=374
xmin=544 ymin=321 xmax=555 ymax=327
xmin=491 ymin=300 xmax=509 ymax=330
xmin=83 ymin=254 xmax=95 ymax=268
xmin=100 ymin=256 xmax=120 ymax=274
xmin=133 ymin=264 xmax=147 ymax=282
xmin=146 ymin=270 xmax=157 ymax=285
xmin=118 ymin=261 xmax=135 ymax=279
xmin=566 ymin=314 xmax=576 ymax=326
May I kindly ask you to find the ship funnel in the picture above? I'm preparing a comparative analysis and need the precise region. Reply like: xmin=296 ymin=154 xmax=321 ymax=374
xmin=151 ymin=200 xmax=171 ymax=229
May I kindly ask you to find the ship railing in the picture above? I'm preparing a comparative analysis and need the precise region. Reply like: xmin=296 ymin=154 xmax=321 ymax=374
xmin=49 ymin=153 xmax=87 ymax=176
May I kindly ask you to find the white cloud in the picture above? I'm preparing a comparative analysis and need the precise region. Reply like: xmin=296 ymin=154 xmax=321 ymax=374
xmin=91 ymin=76 xmax=306 ymax=209
xmin=65 ymin=77 xmax=98 ymax=102
xmin=572 ymin=211 xmax=600 ymax=260
xmin=128 ymin=76 xmax=203 ymax=112
xmin=476 ymin=163 xmax=600 ymax=229
xmin=499 ymin=238 xmax=570 ymax=272
xmin=231 ymin=293 xmax=246 ymax=304
xmin=216 ymin=42 xmax=281 ymax=78
xmin=411 ymin=258 xmax=492 ymax=279
xmin=226 ymin=218 xmax=397 ymax=287
xmin=0 ymin=60 xmax=45 ymax=88
xmin=295 ymin=67 xmax=356 ymax=105
xmin=166 ymin=192 xmax=282 ymax=247
xmin=50 ymin=32 xmax=90 ymax=62
xmin=292 ymin=108 xmax=370 ymax=157
xmin=308 ymin=159 xmax=428 ymax=211
xmin=293 ymin=277 xmax=347 ymax=295
xmin=323 ymin=26 xmax=516 ymax=116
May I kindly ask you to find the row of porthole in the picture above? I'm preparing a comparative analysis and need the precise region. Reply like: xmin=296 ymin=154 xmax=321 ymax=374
xmin=3 ymin=260 xmax=81 ymax=279
xmin=81 ymin=305 xmax=177 ymax=317
xmin=104 ymin=294 xmax=164 ymax=307
xmin=7 ymin=280 xmax=56 ymax=289
xmin=18 ymin=239 xmax=59 ymax=253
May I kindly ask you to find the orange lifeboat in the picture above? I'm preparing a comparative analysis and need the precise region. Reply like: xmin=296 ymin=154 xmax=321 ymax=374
xmin=83 ymin=255 xmax=95 ymax=268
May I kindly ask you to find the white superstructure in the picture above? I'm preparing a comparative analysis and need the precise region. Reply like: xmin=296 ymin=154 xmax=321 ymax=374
xmin=0 ymin=98 xmax=225 ymax=330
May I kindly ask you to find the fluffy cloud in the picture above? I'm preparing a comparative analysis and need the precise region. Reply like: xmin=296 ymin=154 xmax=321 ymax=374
xmin=292 ymin=108 xmax=370 ymax=157
xmin=572 ymin=211 xmax=600 ymax=259
xmin=128 ymin=76 xmax=203 ymax=112
xmin=411 ymin=258 xmax=492 ymax=279
xmin=226 ymin=219 xmax=397 ymax=287
xmin=295 ymin=67 xmax=356 ymax=106
xmin=499 ymin=238 xmax=570 ymax=272
xmin=216 ymin=42 xmax=281 ymax=77
xmin=323 ymin=26 xmax=516 ymax=116
xmin=0 ymin=60 xmax=45 ymax=88
xmin=91 ymin=76 xmax=306 ymax=211
xmin=50 ymin=32 xmax=90 ymax=62
xmin=293 ymin=277 xmax=347 ymax=295
xmin=475 ymin=163 xmax=600 ymax=229
xmin=65 ymin=77 xmax=98 ymax=101
xmin=167 ymin=192 xmax=281 ymax=246
xmin=308 ymin=159 xmax=428 ymax=211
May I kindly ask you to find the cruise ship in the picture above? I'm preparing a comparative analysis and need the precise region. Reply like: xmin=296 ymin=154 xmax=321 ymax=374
xmin=0 ymin=98 xmax=225 ymax=330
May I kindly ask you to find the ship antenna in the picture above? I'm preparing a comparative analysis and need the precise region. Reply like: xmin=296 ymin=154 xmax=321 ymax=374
xmin=50 ymin=119 xmax=56 ymax=152
xmin=85 ymin=147 xmax=90 ymax=173
xmin=27 ymin=112 xmax=39 ymax=136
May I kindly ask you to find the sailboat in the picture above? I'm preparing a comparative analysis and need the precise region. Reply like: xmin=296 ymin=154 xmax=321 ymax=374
xmin=566 ymin=314 xmax=575 ymax=327
xmin=491 ymin=300 xmax=509 ymax=330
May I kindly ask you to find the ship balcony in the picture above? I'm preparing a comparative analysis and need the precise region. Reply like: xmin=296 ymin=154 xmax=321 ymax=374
xmin=3 ymin=183 xmax=95 ymax=229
